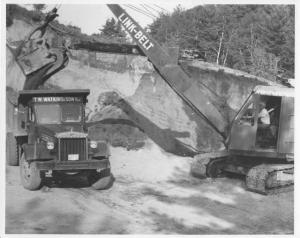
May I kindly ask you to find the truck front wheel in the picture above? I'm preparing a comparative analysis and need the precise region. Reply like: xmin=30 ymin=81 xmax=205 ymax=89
xmin=88 ymin=168 xmax=112 ymax=190
xmin=20 ymin=153 xmax=43 ymax=190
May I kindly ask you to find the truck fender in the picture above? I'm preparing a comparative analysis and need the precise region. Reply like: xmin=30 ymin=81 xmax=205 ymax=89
xmin=22 ymin=143 xmax=52 ymax=161
xmin=90 ymin=141 xmax=111 ymax=159
xmin=22 ymin=144 xmax=35 ymax=161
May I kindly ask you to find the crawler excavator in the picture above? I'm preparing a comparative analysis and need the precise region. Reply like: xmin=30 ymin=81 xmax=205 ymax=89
xmin=106 ymin=5 xmax=294 ymax=195
xmin=6 ymin=5 xmax=294 ymax=194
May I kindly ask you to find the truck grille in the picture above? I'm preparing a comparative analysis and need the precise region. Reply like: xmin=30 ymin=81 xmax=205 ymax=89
xmin=59 ymin=138 xmax=87 ymax=161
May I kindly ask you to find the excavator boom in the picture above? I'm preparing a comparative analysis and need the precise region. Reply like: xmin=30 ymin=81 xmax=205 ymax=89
xmin=107 ymin=4 xmax=228 ymax=139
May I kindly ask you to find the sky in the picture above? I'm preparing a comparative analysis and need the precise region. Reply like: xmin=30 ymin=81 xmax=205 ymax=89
xmin=32 ymin=3 xmax=201 ymax=35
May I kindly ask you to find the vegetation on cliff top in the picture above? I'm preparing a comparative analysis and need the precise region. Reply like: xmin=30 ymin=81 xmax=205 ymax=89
xmin=149 ymin=5 xmax=294 ymax=80
xmin=6 ymin=4 xmax=129 ymax=44
xmin=7 ymin=4 xmax=294 ymax=81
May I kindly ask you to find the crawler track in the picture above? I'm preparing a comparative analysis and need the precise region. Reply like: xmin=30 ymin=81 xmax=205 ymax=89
xmin=190 ymin=151 xmax=229 ymax=178
xmin=246 ymin=164 xmax=294 ymax=195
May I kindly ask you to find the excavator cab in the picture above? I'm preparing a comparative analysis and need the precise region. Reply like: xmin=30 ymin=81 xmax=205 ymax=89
xmin=229 ymin=85 xmax=294 ymax=160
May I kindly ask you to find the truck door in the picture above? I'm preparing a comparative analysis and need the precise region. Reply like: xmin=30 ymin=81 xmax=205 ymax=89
xmin=278 ymin=96 xmax=294 ymax=154
xmin=229 ymin=96 xmax=258 ymax=151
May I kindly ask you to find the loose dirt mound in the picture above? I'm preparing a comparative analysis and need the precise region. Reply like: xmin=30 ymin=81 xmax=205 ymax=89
xmin=110 ymin=141 xmax=192 ymax=183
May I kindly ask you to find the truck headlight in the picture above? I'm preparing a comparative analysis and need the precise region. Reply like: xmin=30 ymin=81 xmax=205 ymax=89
xmin=90 ymin=141 xmax=97 ymax=149
xmin=47 ymin=141 xmax=54 ymax=150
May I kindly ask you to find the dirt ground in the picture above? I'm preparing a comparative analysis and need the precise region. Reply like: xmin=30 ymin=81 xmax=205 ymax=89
xmin=6 ymin=141 xmax=293 ymax=234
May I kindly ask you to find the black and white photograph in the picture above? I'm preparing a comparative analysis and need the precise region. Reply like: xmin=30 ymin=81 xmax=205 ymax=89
xmin=2 ymin=0 xmax=297 ymax=236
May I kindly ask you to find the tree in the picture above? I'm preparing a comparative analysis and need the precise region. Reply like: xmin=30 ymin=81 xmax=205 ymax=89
xmin=149 ymin=4 xmax=294 ymax=80
xmin=257 ymin=5 xmax=294 ymax=78
xmin=33 ymin=4 xmax=46 ymax=12
xmin=100 ymin=17 xmax=125 ymax=38
xmin=99 ymin=17 xmax=127 ymax=43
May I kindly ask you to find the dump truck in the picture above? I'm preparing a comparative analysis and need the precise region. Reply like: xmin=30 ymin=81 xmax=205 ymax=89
xmin=6 ymin=8 xmax=112 ymax=190
xmin=7 ymin=89 xmax=112 ymax=190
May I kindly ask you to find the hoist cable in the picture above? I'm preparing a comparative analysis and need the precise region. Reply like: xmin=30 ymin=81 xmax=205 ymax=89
xmin=140 ymin=4 xmax=159 ymax=18
xmin=153 ymin=4 xmax=168 ymax=13
xmin=124 ymin=4 xmax=156 ymax=20
xmin=143 ymin=4 xmax=162 ymax=15
xmin=125 ymin=5 xmax=156 ymax=19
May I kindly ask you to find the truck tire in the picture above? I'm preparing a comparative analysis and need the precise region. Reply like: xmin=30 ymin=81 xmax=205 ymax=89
xmin=20 ymin=153 xmax=43 ymax=190
xmin=6 ymin=132 xmax=19 ymax=166
xmin=88 ymin=168 xmax=112 ymax=190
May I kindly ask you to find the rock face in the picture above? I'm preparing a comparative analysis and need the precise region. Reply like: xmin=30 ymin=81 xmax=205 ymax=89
xmin=6 ymin=17 xmax=276 ymax=155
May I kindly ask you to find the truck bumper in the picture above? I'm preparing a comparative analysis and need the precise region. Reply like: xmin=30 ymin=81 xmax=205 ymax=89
xmin=35 ymin=159 xmax=109 ymax=171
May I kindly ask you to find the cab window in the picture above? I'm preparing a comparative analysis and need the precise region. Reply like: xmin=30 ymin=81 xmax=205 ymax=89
xmin=61 ymin=104 xmax=82 ymax=123
xmin=238 ymin=102 xmax=255 ymax=126
xmin=35 ymin=104 xmax=61 ymax=124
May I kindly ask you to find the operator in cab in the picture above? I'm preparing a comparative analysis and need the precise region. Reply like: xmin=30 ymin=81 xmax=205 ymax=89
xmin=256 ymin=101 xmax=272 ymax=147
xmin=258 ymin=101 xmax=270 ymax=128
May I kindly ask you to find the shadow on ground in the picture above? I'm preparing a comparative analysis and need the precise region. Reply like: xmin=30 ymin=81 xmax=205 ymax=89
xmin=42 ymin=172 xmax=115 ymax=190
xmin=6 ymin=197 xmax=82 ymax=234
xmin=136 ymin=166 xmax=294 ymax=234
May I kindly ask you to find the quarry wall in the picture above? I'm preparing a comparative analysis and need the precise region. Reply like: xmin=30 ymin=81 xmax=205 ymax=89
xmin=6 ymin=18 xmax=276 ymax=155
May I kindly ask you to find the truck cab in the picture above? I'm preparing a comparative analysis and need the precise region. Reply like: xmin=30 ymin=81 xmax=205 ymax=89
xmin=13 ymin=89 xmax=111 ymax=190
xmin=229 ymin=85 xmax=294 ymax=161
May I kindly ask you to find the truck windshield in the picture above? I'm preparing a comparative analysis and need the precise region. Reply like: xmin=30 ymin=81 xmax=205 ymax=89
xmin=35 ymin=103 xmax=82 ymax=124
